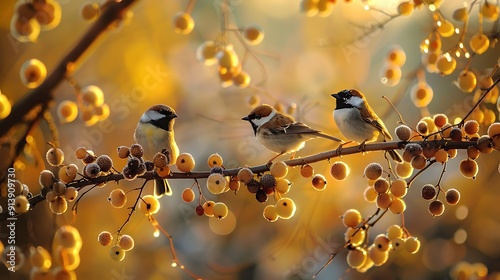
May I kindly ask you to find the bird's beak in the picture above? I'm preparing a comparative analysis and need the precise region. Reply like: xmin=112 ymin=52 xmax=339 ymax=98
xmin=331 ymin=93 xmax=340 ymax=99
xmin=242 ymin=116 xmax=250 ymax=121
xmin=172 ymin=113 xmax=178 ymax=118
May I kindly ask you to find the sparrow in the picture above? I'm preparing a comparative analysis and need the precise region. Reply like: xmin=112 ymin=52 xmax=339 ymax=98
xmin=242 ymin=104 xmax=343 ymax=162
xmin=331 ymin=89 xmax=403 ymax=163
xmin=134 ymin=105 xmax=179 ymax=197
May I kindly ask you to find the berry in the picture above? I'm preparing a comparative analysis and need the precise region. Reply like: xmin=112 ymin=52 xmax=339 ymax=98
xmin=275 ymin=178 xmax=291 ymax=194
xmin=52 ymin=181 xmax=66 ymax=196
xmin=364 ymin=162 xmax=383 ymax=180
xmin=196 ymin=41 xmax=217 ymax=66
xmin=246 ymin=178 xmax=260 ymax=193
xmin=14 ymin=195 xmax=30 ymax=214
xmin=80 ymin=85 xmax=104 ymax=106
xmin=470 ymin=33 xmax=489 ymax=55
xmin=176 ymin=153 xmax=195 ymax=172
xmin=436 ymin=55 xmax=457 ymax=76
xmin=118 ymin=235 xmax=134 ymax=251
xmin=275 ymin=198 xmax=296 ymax=219
xmin=311 ymin=174 xmax=327 ymax=191
xmin=195 ymin=205 xmax=204 ymax=216
xmin=433 ymin=114 xmax=448 ymax=128
xmin=428 ymin=200 xmax=445 ymax=216
xmin=97 ymin=231 xmax=113 ymax=246
xmin=117 ymin=146 xmax=130 ymax=159
xmin=342 ymin=209 xmax=362 ymax=228
xmin=453 ymin=7 xmax=468 ymax=22
xmin=421 ymin=184 xmax=436 ymax=200
xmin=374 ymin=178 xmax=389 ymax=194
xmin=20 ymin=58 xmax=47 ymax=88
xmin=46 ymin=147 xmax=64 ymax=166
xmin=459 ymin=159 xmax=478 ymax=179
xmin=330 ymin=161 xmax=350 ymax=180
xmin=449 ymin=127 xmax=463 ymax=141
xmin=207 ymin=153 xmax=223 ymax=168
xmin=39 ymin=170 xmax=55 ymax=188
xmin=345 ymin=227 xmax=366 ymax=247
xmin=109 ymin=245 xmax=126 ymax=261
xmin=216 ymin=45 xmax=239 ymax=74
xmin=395 ymin=162 xmax=413 ymax=179
xmin=269 ymin=161 xmax=288 ymax=179
xmin=58 ymin=164 xmax=78 ymax=183
xmin=363 ymin=186 xmax=378 ymax=203
xmin=0 ymin=92 xmax=12 ymax=120
xmin=300 ymin=164 xmax=314 ymax=178
xmin=202 ymin=201 xmax=215 ymax=217
xmin=386 ymin=225 xmax=403 ymax=241
xmin=445 ymin=188 xmax=461 ymax=205
xmin=84 ymin=162 xmax=101 ymax=178
xmin=395 ymin=125 xmax=412 ymax=141
xmin=481 ymin=1 xmax=500 ymax=21
xmin=405 ymin=237 xmax=421 ymax=254
xmin=173 ymin=12 xmax=194 ymax=34
xmin=49 ymin=196 xmax=67 ymax=215
xmin=244 ymin=24 xmax=264 ymax=45
xmin=57 ymin=100 xmax=78 ymax=123
xmin=434 ymin=149 xmax=449 ymax=163
xmin=64 ymin=187 xmax=78 ymax=202
xmin=347 ymin=248 xmax=367 ymax=269
xmin=376 ymin=193 xmax=393 ymax=210
xmin=228 ymin=176 xmax=240 ymax=192
xmin=457 ymin=70 xmax=477 ymax=93
xmin=29 ymin=246 xmax=51 ymax=271
xmin=386 ymin=45 xmax=406 ymax=66
xmin=368 ymin=244 xmax=389 ymax=266
xmin=411 ymin=82 xmax=434 ymax=107
xmin=390 ymin=179 xmax=408 ymax=198
xmin=487 ymin=122 xmax=500 ymax=138
xmin=374 ymin=234 xmax=391 ymax=252
xmin=380 ymin=64 xmax=402 ymax=86
xmin=411 ymin=155 xmax=427 ymax=169
xmin=301 ymin=0 xmax=319 ymax=17
xmin=237 ymin=168 xmax=254 ymax=184
xmin=108 ymin=189 xmax=127 ymax=208
xmin=255 ymin=189 xmax=268 ymax=203
xmin=213 ymin=202 xmax=228 ymax=219
xmin=181 ymin=188 xmax=195 ymax=203
xmin=438 ymin=20 xmax=454 ymax=37
xmin=82 ymin=150 xmax=97 ymax=164
xmin=81 ymin=3 xmax=100 ymax=21
xmin=476 ymin=135 xmax=493 ymax=154
xmin=138 ymin=195 xmax=160 ymax=215
xmin=206 ymin=173 xmax=226 ymax=195
xmin=392 ymin=237 xmax=406 ymax=251
xmin=389 ymin=197 xmax=406 ymax=214
xmin=398 ymin=2 xmax=414 ymax=16
xmin=263 ymin=205 xmax=279 ymax=222
xmin=129 ymin=143 xmax=143 ymax=158
xmin=467 ymin=146 xmax=480 ymax=160
xmin=96 ymin=155 xmax=113 ymax=172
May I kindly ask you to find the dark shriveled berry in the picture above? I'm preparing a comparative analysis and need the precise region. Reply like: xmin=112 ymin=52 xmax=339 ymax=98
xmin=144 ymin=161 xmax=155 ymax=171
xmin=130 ymin=143 xmax=144 ymax=158
xmin=255 ymin=189 xmax=268 ymax=203
xmin=421 ymin=184 xmax=436 ymax=200
xmin=210 ymin=166 xmax=224 ymax=174
xmin=246 ymin=178 xmax=260 ymax=193
xmin=260 ymin=174 xmax=276 ymax=189
xmin=428 ymin=200 xmax=445 ymax=216
xmin=96 ymin=155 xmax=113 ymax=172
xmin=195 ymin=205 xmax=204 ymax=216
xmin=445 ymin=188 xmax=461 ymax=205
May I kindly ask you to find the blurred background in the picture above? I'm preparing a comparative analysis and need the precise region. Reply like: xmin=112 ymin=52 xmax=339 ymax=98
xmin=0 ymin=0 xmax=499 ymax=279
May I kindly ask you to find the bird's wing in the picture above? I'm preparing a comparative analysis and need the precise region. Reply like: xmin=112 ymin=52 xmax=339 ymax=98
xmin=268 ymin=116 xmax=342 ymax=142
xmin=359 ymin=107 xmax=393 ymax=140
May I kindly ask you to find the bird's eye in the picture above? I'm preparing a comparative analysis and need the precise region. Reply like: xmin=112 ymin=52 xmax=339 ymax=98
xmin=255 ymin=114 xmax=261 ymax=119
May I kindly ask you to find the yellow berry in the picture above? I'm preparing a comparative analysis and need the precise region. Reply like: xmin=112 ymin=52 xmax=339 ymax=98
xmin=275 ymin=197 xmax=296 ymax=219
xmin=207 ymin=153 xmax=223 ymax=168
xmin=457 ymin=70 xmax=477 ymax=93
xmin=380 ymin=64 xmax=402 ymax=86
xmin=263 ymin=205 xmax=279 ymax=222
xmin=49 ymin=196 xmax=68 ymax=215
xmin=176 ymin=153 xmax=195 ymax=172
xmin=275 ymin=178 xmax=291 ymax=194
xmin=46 ymin=147 xmax=64 ymax=166
xmin=80 ymin=85 xmax=104 ymax=106
xmin=368 ymin=244 xmax=389 ymax=266
xmin=347 ymin=247 xmax=367 ymax=269
xmin=109 ymin=245 xmax=126 ymax=261
xmin=434 ymin=149 xmax=449 ymax=163
xmin=390 ymin=179 xmax=408 ymax=198
xmin=311 ymin=174 xmax=327 ymax=191
xmin=244 ymin=24 xmax=264 ymax=45
xmin=216 ymin=45 xmax=239 ymax=74
xmin=57 ymin=100 xmax=78 ymax=123
xmin=173 ymin=12 xmax=194 ymax=34
xmin=29 ymin=246 xmax=51 ymax=271
xmin=301 ymin=0 xmax=319 ymax=17
xmin=81 ymin=3 xmax=100 ymax=21
xmin=196 ymin=41 xmax=217 ymax=66
xmin=398 ymin=2 xmax=414 ymax=16
xmin=453 ymin=7 xmax=468 ymax=22
xmin=342 ymin=209 xmax=362 ymax=228
xmin=213 ymin=202 xmax=228 ymax=219
xmin=54 ymin=225 xmax=82 ymax=251
xmin=436 ymin=55 xmax=457 ymax=76
xmin=20 ymin=58 xmax=47 ymax=88
xmin=395 ymin=162 xmax=413 ymax=179
xmin=389 ymin=197 xmax=406 ymax=214
xmin=438 ymin=20 xmax=454 ymax=37
xmin=411 ymin=82 xmax=434 ymax=107
xmin=363 ymin=186 xmax=378 ymax=203
xmin=470 ymin=33 xmax=490 ymax=55
xmin=344 ymin=227 xmax=366 ymax=247
xmin=14 ymin=195 xmax=30 ymax=214
xmin=373 ymin=234 xmax=391 ymax=252
xmin=203 ymin=201 xmax=215 ymax=217
xmin=181 ymin=188 xmax=195 ymax=203
xmin=269 ymin=161 xmax=288 ymax=179
xmin=0 ymin=92 xmax=12 ymax=120
xmin=206 ymin=173 xmax=226 ymax=195
xmin=138 ymin=195 xmax=160 ymax=215
xmin=386 ymin=45 xmax=406 ymax=66
xmin=386 ymin=224 xmax=403 ymax=241
xmin=330 ymin=161 xmax=350 ymax=180
xmin=404 ymin=236 xmax=421 ymax=254
xmin=481 ymin=1 xmax=500 ymax=21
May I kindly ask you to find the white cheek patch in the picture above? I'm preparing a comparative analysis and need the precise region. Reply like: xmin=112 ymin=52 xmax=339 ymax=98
xmin=143 ymin=110 xmax=164 ymax=122
xmin=347 ymin=96 xmax=364 ymax=108
xmin=251 ymin=110 xmax=276 ymax=127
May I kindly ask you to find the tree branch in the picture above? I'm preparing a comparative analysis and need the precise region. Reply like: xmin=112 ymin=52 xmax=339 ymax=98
xmin=0 ymin=139 xmax=478 ymax=222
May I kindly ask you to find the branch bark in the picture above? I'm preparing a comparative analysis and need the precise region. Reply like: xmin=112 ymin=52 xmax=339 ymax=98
xmin=0 ymin=139 xmax=478 ymax=221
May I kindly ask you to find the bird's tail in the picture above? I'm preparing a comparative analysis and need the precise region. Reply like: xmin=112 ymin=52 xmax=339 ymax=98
xmin=388 ymin=150 xmax=403 ymax=164
xmin=154 ymin=178 xmax=172 ymax=197
xmin=316 ymin=132 xmax=344 ymax=143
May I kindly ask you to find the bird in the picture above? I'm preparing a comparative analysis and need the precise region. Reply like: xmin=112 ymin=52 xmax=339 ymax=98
xmin=242 ymin=104 xmax=343 ymax=162
xmin=331 ymin=89 xmax=403 ymax=163
xmin=134 ymin=105 xmax=179 ymax=197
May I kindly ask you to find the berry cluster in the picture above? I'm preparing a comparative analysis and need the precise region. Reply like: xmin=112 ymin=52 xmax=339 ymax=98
xmin=380 ymin=45 xmax=406 ymax=87
xmin=98 ymin=231 xmax=135 ymax=262
xmin=300 ymin=0 xmax=353 ymax=17
xmin=57 ymin=83 xmax=110 ymax=126
xmin=0 ymin=90 xmax=11 ymax=120
xmin=10 ymin=0 xmax=62 ymax=43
